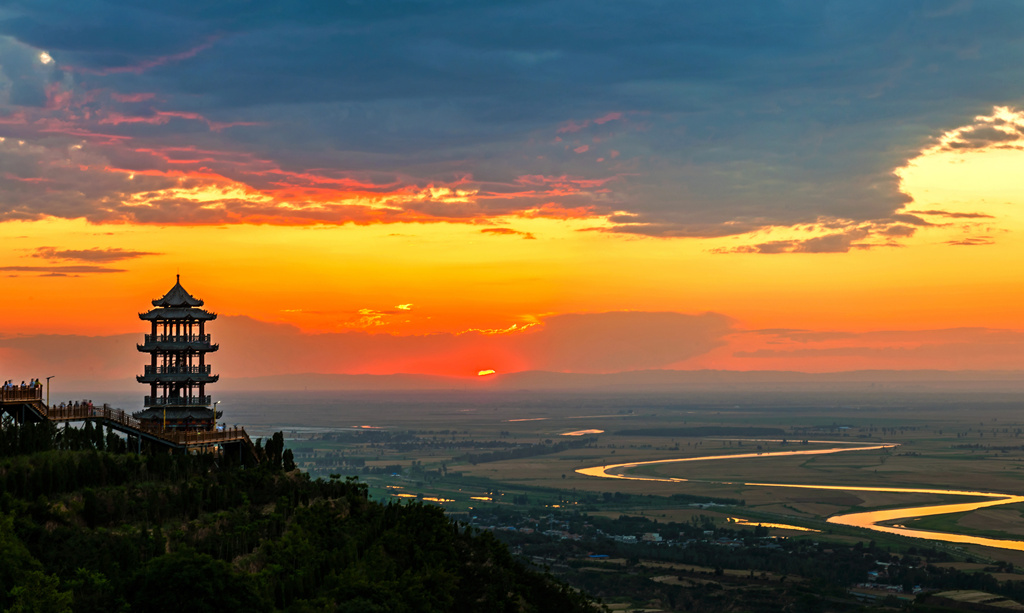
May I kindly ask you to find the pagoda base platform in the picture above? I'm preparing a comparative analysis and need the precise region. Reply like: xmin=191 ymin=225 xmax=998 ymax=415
xmin=134 ymin=407 xmax=221 ymax=432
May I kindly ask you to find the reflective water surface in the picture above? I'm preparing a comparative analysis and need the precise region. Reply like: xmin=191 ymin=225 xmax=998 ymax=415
xmin=577 ymin=444 xmax=1024 ymax=551
xmin=728 ymin=517 xmax=821 ymax=533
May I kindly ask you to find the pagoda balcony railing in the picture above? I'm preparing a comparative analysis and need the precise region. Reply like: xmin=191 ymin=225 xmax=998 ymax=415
xmin=144 ymin=396 xmax=212 ymax=407
xmin=143 ymin=334 xmax=211 ymax=344
xmin=144 ymin=365 xmax=212 ymax=375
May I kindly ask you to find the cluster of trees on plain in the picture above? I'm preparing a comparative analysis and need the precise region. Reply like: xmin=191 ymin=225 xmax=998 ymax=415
xmin=0 ymin=418 xmax=600 ymax=612
xmin=476 ymin=501 xmax=1024 ymax=612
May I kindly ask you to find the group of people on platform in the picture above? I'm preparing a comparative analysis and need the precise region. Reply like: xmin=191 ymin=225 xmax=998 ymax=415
xmin=56 ymin=400 xmax=94 ymax=411
xmin=0 ymin=380 xmax=99 ymax=411
xmin=2 ymin=379 xmax=42 ymax=390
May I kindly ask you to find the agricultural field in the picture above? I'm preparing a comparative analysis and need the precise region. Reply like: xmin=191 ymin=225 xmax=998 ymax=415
xmin=215 ymin=388 xmax=1024 ymax=564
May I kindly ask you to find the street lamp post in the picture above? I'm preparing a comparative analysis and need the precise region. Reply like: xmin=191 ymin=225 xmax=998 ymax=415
xmin=212 ymin=400 xmax=222 ymax=455
xmin=45 ymin=376 xmax=54 ymax=409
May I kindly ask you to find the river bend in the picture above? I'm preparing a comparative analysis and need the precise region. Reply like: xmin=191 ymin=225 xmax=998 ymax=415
xmin=577 ymin=444 xmax=1024 ymax=552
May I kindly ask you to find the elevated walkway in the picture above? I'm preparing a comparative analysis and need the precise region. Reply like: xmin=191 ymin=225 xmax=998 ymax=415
xmin=0 ymin=388 xmax=48 ymax=423
xmin=0 ymin=387 xmax=257 ymax=461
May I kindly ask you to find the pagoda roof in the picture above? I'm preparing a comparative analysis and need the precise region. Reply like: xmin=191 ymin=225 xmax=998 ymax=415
xmin=152 ymin=275 xmax=204 ymax=308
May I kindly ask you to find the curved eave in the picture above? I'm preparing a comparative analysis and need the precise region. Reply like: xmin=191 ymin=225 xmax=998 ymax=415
xmin=136 ymin=374 xmax=219 ymax=384
xmin=139 ymin=309 xmax=217 ymax=321
xmin=137 ymin=343 xmax=220 ymax=353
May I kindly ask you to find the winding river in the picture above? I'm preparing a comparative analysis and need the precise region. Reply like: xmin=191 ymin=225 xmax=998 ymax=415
xmin=577 ymin=444 xmax=1024 ymax=552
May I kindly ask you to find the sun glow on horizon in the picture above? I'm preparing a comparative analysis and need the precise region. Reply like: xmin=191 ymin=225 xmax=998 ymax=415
xmin=3 ymin=106 xmax=1024 ymax=377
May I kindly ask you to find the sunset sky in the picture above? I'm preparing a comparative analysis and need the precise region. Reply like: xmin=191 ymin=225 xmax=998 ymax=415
xmin=2 ymin=2 xmax=1024 ymax=384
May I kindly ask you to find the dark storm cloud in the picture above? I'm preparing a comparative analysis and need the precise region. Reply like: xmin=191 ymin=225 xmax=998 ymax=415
xmin=2 ymin=1 xmax=1024 ymax=235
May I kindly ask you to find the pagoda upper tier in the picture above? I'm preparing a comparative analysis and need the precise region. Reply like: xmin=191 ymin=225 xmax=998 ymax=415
xmin=140 ymin=277 xmax=217 ymax=321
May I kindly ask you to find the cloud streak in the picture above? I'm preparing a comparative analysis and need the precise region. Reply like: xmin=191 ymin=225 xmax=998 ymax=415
xmin=31 ymin=247 xmax=160 ymax=262
xmin=480 ymin=228 xmax=536 ymax=239
xmin=0 ymin=265 xmax=126 ymax=275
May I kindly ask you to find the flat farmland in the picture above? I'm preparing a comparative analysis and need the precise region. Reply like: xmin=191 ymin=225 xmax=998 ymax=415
xmin=229 ymin=389 xmax=1024 ymax=561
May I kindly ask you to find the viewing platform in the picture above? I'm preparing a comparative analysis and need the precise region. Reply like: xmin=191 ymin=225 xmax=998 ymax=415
xmin=1 ymin=386 xmax=256 ymax=460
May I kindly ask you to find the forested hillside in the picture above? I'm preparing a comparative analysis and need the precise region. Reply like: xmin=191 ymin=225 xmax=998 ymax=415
xmin=0 ymin=420 xmax=599 ymax=612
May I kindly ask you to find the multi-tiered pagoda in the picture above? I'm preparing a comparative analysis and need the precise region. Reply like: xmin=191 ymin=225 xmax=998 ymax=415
xmin=135 ymin=276 xmax=220 ymax=431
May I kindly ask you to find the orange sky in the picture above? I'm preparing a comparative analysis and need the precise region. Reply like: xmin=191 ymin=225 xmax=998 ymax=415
xmin=3 ymin=110 xmax=1024 ymax=379
xmin=4 ymin=0 xmax=1024 ymax=383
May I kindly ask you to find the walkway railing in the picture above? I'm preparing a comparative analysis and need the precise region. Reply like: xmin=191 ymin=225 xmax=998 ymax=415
xmin=0 ymin=388 xmax=43 ymax=403
xmin=48 ymin=404 xmax=142 ymax=430
xmin=157 ymin=426 xmax=251 ymax=446
xmin=46 ymin=404 xmax=250 ymax=447
xmin=3 ymin=384 xmax=254 ymax=453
